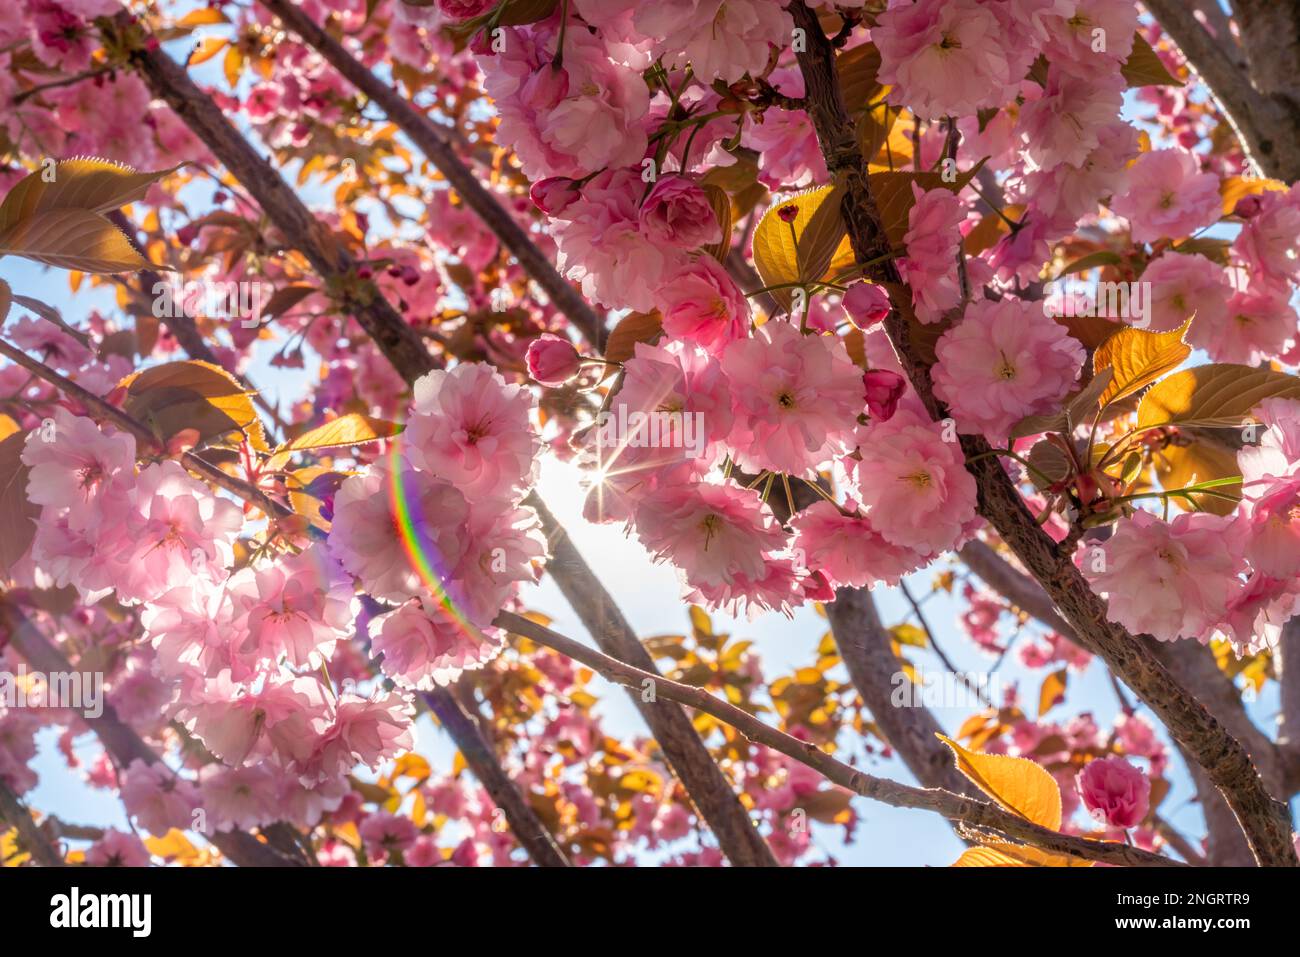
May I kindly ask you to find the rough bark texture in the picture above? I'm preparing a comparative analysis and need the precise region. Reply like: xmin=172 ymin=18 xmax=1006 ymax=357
xmin=1144 ymin=0 xmax=1300 ymax=182
xmin=0 ymin=779 xmax=64 ymax=867
xmin=824 ymin=587 xmax=975 ymax=797
xmin=787 ymin=1 xmax=1295 ymax=866
xmin=420 ymin=688 xmax=571 ymax=866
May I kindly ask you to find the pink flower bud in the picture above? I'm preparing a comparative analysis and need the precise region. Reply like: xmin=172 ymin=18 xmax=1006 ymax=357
xmin=526 ymin=334 xmax=582 ymax=387
xmin=777 ymin=204 xmax=799 ymax=223
xmin=1076 ymin=756 xmax=1150 ymax=830
xmin=436 ymin=0 xmax=495 ymax=20
xmin=530 ymin=177 xmax=581 ymax=216
xmin=862 ymin=369 xmax=906 ymax=421
xmin=1232 ymin=193 xmax=1265 ymax=219
xmin=842 ymin=282 xmax=891 ymax=329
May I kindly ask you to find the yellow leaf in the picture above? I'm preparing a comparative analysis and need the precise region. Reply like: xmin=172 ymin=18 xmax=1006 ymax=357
xmin=603 ymin=310 xmax=661 ymax=363
xmin=889 ymin=622 xmax=928 ymax=647
xmin=953 ymin=842 xmax=1091 ymax=867
xmin=1037 ymin=667 xmax=1067 ymax=718
xmin=223 ymin=45 xmax=244 ymax=88
xmin=700 ymin=182 xmax=733 ymax=263
xmin=275 ymin=413 xmax=402 ymax=457
xmin=937 ymin=734 xmax=1062 ymax=831
xmin=869 ymin=159 xmax=986 ymax=249
xmin=392 ymin=753 xmax=431 ymax=783
xmin=752 ymin=185 xmax=849 ymax=313
xmin=0 ymin=208 xmax=151 ymax=274
xmin=178 ymin=8 xmax=229 ymax=26
xmin=1121 ymin=33 xmax=1183 ymax=87
xmin=0 ymin=158 xmax=181 ymax=235
xmin=144 ymin=829 xmax=202 ymax=864
xmin=1137 ymin=364 xmax=1300 ymax=431
xmin=1220 ymin=175 xmax=1288 ymax=216
xmin=1152 ymin=432 xmax=1241 ymax=516
xmin=118 ymin=359 xmax=268 ymax=451
xmin=189 ymin=36 xmax=229 ymax=66
xmin=1093 ymin=321 xmax=1191 ymax=407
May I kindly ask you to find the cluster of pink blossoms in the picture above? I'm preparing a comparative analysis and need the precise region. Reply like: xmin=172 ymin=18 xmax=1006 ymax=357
xmin=9 ymin=362 xmax=546 ymax=837
xmin=1085 ymin=400 xmax=1300 ymax=653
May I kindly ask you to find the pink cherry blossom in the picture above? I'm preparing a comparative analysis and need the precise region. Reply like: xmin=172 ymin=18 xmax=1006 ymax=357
xmin=898 ymin=184 xmax=966 ymax=324
xmin=1082 ymin=510 xmax=1245 ymax=643
xmin=874 ymin=0 xmax=1016 ymax=120
xmin=21 ymin=408 xmax=136 ymax=510
xmin=1111 ymin=148 xmax=1221 ymax=243
xmin=369 ymin=599 xmax=503 ymax=690
xmin=656 ymin=255 xmax=751 ymax=356
xmin=1076 ymin=756 xmax=1150 ymax=829
xmin=790 ymin=501 xmax=927 ymax=589
xmin=720 ymin=320 xmax=863 ymax=476
xmin=849 ymin=408 xmax=979 ymax=557
xmin=932 ymin=297 xmax=1085 ymax=439
xmin=638 ymin=175 xmax=722 ymax=248
xmin=406 ymin=362 xmax=540 ymax=504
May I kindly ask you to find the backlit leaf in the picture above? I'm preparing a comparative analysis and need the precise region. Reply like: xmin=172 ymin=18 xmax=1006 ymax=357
xmin=938 ymin=733 xmax=1063 ymax=830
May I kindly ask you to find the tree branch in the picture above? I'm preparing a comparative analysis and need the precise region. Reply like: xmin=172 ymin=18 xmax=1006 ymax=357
xmin=786 ymin=0 xmax=1296 ymax=866
xmin=496 ymin=610 xmax=1183 ymax=867
xmin=1143 ymin=0 xmax=1300 ymax=182
xmin=825 ymin=587 xmax=976 ymax=796
xmin=0 ymin=778 xmax=64 ymax=867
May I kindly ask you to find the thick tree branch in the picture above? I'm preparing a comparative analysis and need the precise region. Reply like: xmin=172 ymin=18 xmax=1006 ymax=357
xmin=1144 ymin=0 xmax=1300 ymax=182
xmin=1276 ymin=617 xmax=1300 ymax=791
xmin=420 ymin=687 xmax=571 ymax=866
xmin=497 ymin=611 xmax=1182 ymax=867
xmin=0 ymin=778 xmax=64 ymax=867
xmin=786 ymin=0 xmax=1295 ymax=865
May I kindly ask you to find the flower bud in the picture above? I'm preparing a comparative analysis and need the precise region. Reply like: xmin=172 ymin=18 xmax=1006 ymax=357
xmin=842 ymin=282 xmax=891 ymax=329
xmin=526 ymin=334 xmax=582 ymax=387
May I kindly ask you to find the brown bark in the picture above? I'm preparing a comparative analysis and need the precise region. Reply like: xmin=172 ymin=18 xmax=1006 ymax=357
xmin=1144 ymin=0 xmax=1300 ymax=182
xmin=824 ymin=587 xmax=975 ymax=797
xmin=787 ymin=1 xmax=1295 ymax=865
